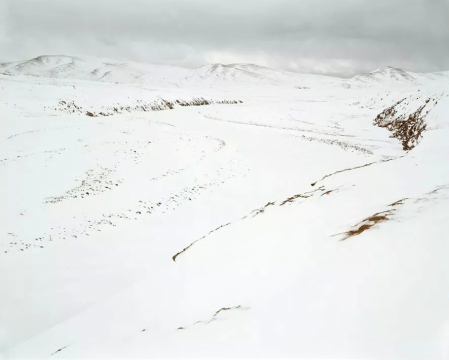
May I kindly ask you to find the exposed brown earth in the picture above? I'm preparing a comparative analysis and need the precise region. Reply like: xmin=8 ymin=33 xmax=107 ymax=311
xmin=311 ymin=157 xmax=399 ymax=187
xmin=335 ymin=196 xmax=410 ymax=241
xmin=280 ymin=193 xmax=311 ymax=206
xmin=57 ymin=98 xmax=243 ymax=117
xmin=172 ymin=222 xmax=231 ymax=262
xmin=374 ymin=97 xmax=437 ymax=150
xmin=388 ymin=198 xmax=408 ymax=207
xmin=336 ymin=210 xmax=394 ymax=241
xmin=171 ymin=187 xmax=327 ymax=261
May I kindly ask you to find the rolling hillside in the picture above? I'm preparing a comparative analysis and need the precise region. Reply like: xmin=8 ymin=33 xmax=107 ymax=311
xmin=1 ymin=55 xmax=449 ymax=359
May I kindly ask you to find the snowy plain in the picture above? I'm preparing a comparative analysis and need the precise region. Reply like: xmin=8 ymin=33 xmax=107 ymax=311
xmin=1 ymin=56 xmax=449 ymax=359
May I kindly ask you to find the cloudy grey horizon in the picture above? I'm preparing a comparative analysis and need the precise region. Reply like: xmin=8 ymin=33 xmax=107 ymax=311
xmin=1 ymin=0 xmax=448 ymax=77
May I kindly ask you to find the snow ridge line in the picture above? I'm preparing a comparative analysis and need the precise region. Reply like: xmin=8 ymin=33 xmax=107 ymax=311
xmin=171 ymin=156 xmax=406 ymax=262
xmin=176 ymin=305 xmax=250 ymax=330
xmin=310 ymin=156 xmax=402 ymax=187
xmin=172 ymin=222 xmax=232 ymax=262
xmin=171 ymin=187 xmax=326 ymax=262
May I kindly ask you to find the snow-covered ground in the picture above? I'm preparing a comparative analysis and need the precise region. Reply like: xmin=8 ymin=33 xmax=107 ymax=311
xmin=1 ymin=56 xmax=449 ymax=359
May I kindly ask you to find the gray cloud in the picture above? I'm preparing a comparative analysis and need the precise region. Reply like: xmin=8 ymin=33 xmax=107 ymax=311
xmin=1 ymin=0 xmax=449 ymax=76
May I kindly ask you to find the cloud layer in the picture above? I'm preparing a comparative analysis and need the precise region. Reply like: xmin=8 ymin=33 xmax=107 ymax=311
xmin=1 ymin=0 xmax=448 ymax=76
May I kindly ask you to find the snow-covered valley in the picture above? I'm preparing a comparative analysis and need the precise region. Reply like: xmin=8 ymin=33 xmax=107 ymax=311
xmin=1 ymin=56 xmax=449 ymax=359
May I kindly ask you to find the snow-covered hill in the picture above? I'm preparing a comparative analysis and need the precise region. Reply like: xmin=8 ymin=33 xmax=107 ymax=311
xmin=0 ymin=55 xmax=342 ymax=89
xmin=3 ymin=55 xmax=448 ymax=90
xmin=349 ymin=65 xmax=449 ymax=85
xmin=4 ymin=55 xmax=447 ymax=91
xmin=0 ymin=55 xmax=191 ymax=87
xmin=185 ymin=62 xmax=340 ymax=88
xmin=1 ymin=55 xmax=449 ymax=359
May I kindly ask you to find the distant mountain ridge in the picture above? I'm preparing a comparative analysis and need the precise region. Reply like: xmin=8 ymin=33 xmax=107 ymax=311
xmin=1 ymin=55 xmax=448 ymax=88
xmin=0 ymin=55 xmax=342 ymax=88
xmin=0 ymin=55 xmax=191 ymax=87
xmin=186 ymin=63 xmax=339 ymax=87
xmin=349 ymin=66 xmax=449 ymax=84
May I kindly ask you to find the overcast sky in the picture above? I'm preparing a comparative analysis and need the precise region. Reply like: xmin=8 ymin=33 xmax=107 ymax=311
xmin=1 ymin=0 xmax=448 ymax=77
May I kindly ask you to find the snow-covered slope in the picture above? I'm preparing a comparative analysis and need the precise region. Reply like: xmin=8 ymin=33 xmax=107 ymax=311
xmin=1 ymin=55 xmax=449 ymax=359
xmin=349 ymin=65 xmax=446 ymax=85
xmin=0 ymin=55 xmax=191 ymax=87
xmin=0 ymin=55 xmax=343 ymax=90
xmin=3 ymin=55 xmax=447 ymax=90
xmin=185 ymin=63 xmax=340 ymax=88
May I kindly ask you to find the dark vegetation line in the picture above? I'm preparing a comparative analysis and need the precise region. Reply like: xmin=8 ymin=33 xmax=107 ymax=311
xmin=172 ymin=222 xmax=231 ymax=262
xmin=177 ymin=305 xmax=249 ymax=330
xmin=56 ymin=98 xmax=243 ymax=117
xmin=51 ymin=346 xmax=68 ymax=356
xmin=310 ymin=157 xmax=400 ymax=187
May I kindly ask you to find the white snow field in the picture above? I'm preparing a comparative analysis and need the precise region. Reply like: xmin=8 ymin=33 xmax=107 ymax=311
xmin=1 ymin=56 xmax=449 ymax=359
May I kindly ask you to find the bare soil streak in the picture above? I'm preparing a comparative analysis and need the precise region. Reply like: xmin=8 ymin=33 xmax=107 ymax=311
xmin=172 ymin=223 xmax=231 ymax=262
xmin=172 ymin=187 xmax=326 ymax=261
xmin=280 ymin=193 xmax=311 ymax=205
xmin=338 ymin=210 xmax=394 ymax=241
xmin=311 ymin=157 xmax=399 ymax=187
xmin=388 ymin=198 xmax=408 ymax=207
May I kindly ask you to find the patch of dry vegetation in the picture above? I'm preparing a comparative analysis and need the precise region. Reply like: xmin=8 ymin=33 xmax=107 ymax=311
xmin=374 ymin=97 xmax=437 ymax=150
